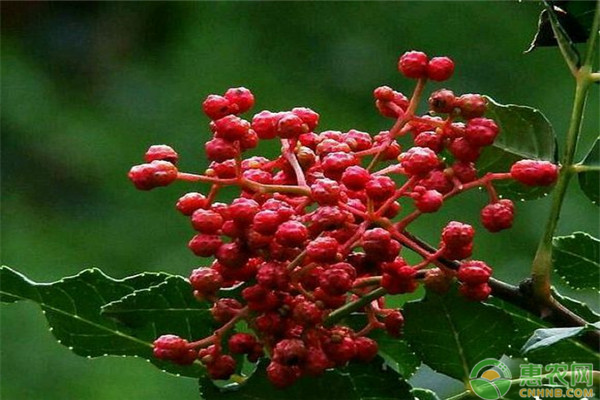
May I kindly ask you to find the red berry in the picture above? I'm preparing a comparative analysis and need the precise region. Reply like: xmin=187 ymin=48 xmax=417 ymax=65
xmin=252 ymin=210 xmax=281 ymax=235
xmin=176 ymin=192 xmax=208 ymax=215
xmin=443 ymin=242 xmax=473 ymax=260
xmin=266 ymin=362 xmax=300 ymax=388
xmin=307 ymin=236 xmax=340 ymax=263
xmin=203 ymin=94 xmax=239 ymax=120
xmin=292 ymin=107 xmax=320 ymax=131
xmin=207 ymin=354 xmax=236 ymax=380
xmin=510 ymin=160 xmax=558 ymax=186
xmin=448 ymin=137 xmax=481 ymax=162
xmin=323 ymin=335 xmax=356 ymax=366
xmin=457 ymin=260 xmax=492 ymax=285
xmin=398 ymin=51 xmax=429 ymax=79
xmin=191 ymin=209 xmax=224 ymax=234
xmin=251 ymin=110 xmax=280 ymax=140
xmin=427 ymin=56 xmax=455 ymax=81
xmin=216 ymin=242 xmax=249 ymax=268
xmin=311 ymin=178 xmax=341 ymax=205
xmin=228 ymin=333 xmax=258 ymax=354
xmin=480 ymin=199 xmax=514 ymax=232
xmin=457 ymin=94 xmax=487 ymax=119
xmin=277 ymin=112 xmax=307 ymax=139
xmin=383 ymin=311 xmax=404 ymax=337
xmin=275 ymin=220 xmax=308 ymax=247
xmin=365 ymin=175 xmax=396 ymax=201
xmin=465 ymin=118 xmax=499 ymax=147
xmin=345 ymin=129 xmax=373 ymax=152
xmin=188 ymin=234 xmax=222 ymax=257
xmin=304 ymin=347 xmax=333 ymax=376
xmin=373 ymin=85 xmax=395 ymax=101
xmin=451 ymin=161 xmax=478 ymax=183
xmin=428 ymin=89 xmax=456 ymax=114
xmin=189 ymin=268 xmax=223 ymax=298
xmin=153 ymin=334 xmax=189 ymax=360
xmin=229 ymin=198 xmax=260 ymax=225
xmin=414 ymin=189 xmax=444 ymax=213
xmin=128 ymin=161 xmax=178 ymax=191
xmin=213 ymin=115 xmax=251 ymax=142
xmin=354 ymin=337 xmax=378 ymax=362
xmin=292 ymin=300 xmax=323 ymax=326
xmin=224 ymin=87 xmax=255 ymax=113
xmin=272 ymin=339 xmax=307 ymax=366
xmin=400 ymin=147 xmax=440 ymax=176
xmin=362 ymin=228 xmax=392 ymax=254
xmin=459 ymin=282 xmax=492 ymax=301
xmin=318 ymin=267 xmax=353 ymax=296
xmin=441 ymin=221 xmax=475 ymax=247
xmin=381 ymin=261 xmax=417 ymax=294
xmin=205 ymin=138 xmax=239 ymax=162
xmin=321 ymin=151 xmax=358 ymax=180
xmin=424 ymin=268 xmax=452 ymax=294
xmin=144 ymin=144 xmax=179 ymax=164
xmin=256 ymin=261 xmax=289 ymax=290
xmin=414 ymin=131 xmax=444 ymax=153
xmin=341 ymin=166 xmax=371 ymax=190
xmin=211 ymin=298 xmax=243 ymax=324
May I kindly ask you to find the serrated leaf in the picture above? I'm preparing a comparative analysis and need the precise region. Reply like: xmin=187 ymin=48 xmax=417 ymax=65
xmin=199 ymin=358 xmax=414 ymax=400
xmin=553 ymin=232 xmax=600 ymax=290
xmin=480 ymin=97 xmax=557 ymax=200
xmin=578 ymin=137 xmax=599 ymax=205
xmin=411 ymin=388 xmax=441 ymax=400
xmin=487 ymin=298 xmax=599 ymax=366
xmin=521 ymin=322 xmax=600 ymax=354
xmin=525 ymin=1 xmax=595 ymax=54
xmin=0 ymin=266 xmax=207 ymax=378
xmin=402 ymin=290 xmax=515 ymax=381
xmin=553 ymin=290 xmax=600 ymax=321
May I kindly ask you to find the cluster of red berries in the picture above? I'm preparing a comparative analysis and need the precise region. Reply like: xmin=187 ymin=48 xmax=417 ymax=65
xmin=129 ymin=50 xmax=558 ymax=387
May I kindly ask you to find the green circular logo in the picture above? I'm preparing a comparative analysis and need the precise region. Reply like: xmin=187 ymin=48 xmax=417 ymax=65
xmin=469 ymin=359 xmax=512 ymax=400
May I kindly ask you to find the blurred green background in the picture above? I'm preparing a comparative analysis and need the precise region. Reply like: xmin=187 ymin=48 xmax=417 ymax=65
xmin=1 ymin=2 xmax=598 ymax=399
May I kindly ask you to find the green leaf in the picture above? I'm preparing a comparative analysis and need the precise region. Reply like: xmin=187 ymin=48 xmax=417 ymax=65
xmin=411 ymin=388 xmax=441 ymax=400
xmin=402 ymin=290 xmax=515 ymax=381
xmin=553 ymin=232 xmax=600 ymax=290
xmin=553 ymin=290 xmax=600 ymax=321
xmin=578 ymin=137 xmax=599 ymax=206
xmin=487 ymin=298 xmax=599 ymax=365
xmin=521 ymin=322 xmax=600 ymax=354
xmin=0 ymin=266 xmax=207 ymax=378
xmin=525 ymin=1 xmax=596 ymax=56
xmin=199 ymin=358 xmax=414 ymax=400
xmin=480 ymin=97 xmax=558 ymax=200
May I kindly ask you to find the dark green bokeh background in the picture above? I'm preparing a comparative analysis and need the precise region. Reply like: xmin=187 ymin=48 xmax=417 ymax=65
xmin=1 ymin=2 xmax=598 ymax=399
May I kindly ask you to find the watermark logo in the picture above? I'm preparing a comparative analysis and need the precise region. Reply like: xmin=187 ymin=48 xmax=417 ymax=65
xmin=469 ymin=358 xmax=513 ymax=400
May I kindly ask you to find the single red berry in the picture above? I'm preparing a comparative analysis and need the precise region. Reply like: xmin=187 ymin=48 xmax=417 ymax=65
xmin=191 ymin=209 xmax=224 ymax=234
xmin=428 ymin=89 xmax=456 ymax=113
xmin=510 ymin=160 xmax=558 ymax=186
xmin=251 ymin=110 xmax=281 ymax=140
xmin=277 ymin=112 xmax=307 ymax=139
xmin=365 ymin=175 xmax=396 ymax=201
xmin=188 ymin=234 xmax=222 ymax=257
xmin=451 ymin=161 xmax=478 ymax=183
xmin=144 ymin=144 xmax=179 ymax=164
xmin=229 ymin=198 xmax=260 ymax=225
xmin=443 ymin=242 xmax=473 ymax=260
xmin=457 ymin=94 xmax=487 ymax=119
xmin=216 ymin=242 xmax=249 ymax=268
xmin=240 ymin=128 xmax=259 ymax=150
xmin=373 ymin=85 xmax=395 ymax=101
xmin=189 ymin=268 xmax=223 ymax=298
xmin=420 ymin=169 xmax=454 ymax=194
xmin=228 ymin=333 xmax=258 ymax=354
xmin=362 ymin=228 xmax=392 ymax=254
xmin=311 ymin=178 xmax=341 ymax=205
xmin=441 ymin=221 xmax=475 ymax=247
xmin=213 ymin=115 xmax=251 ymax=142
xmin=323 ymin=335 xmax=356 ymax=366
xmin=275 ymin=220 xmax=309 ymax=247
xmin=354 ymin=337 xmax=378 ymax=362
xmin=465 ymin=118 xmax=499 ymax=147
xmin=414 ymin=189 xmax=444 ymax=213
xmin=224 ymin=87 xmax=255 ymax=113
xmin=457 ymin=260 xmax=492 ymax=285
xmin=203 ymin=94 xmax=238 ymax=120
xmin=448 ymin=137 xmax=481 ymax=162
xmin=211 ymin=298 xmax=243 ymax=324
xmin=341 ymin=166 xmax=371 ymax=191
xmin=427 ymin=56 xmax=455 ymax=81
xmin=256 ymin=261 xmax=289 ymax=290
xmin=153 ymin=334 xmax=189 ymax=360
xmin=292 ymin=300 xmax=323 ymax=326
xmin=374 ymin=132 xmax=402 ymax=160
xmin=205 ymin=138 xmax=239 ymax=162
xmin=307 ymin=236 xmax=340 ymax=263
xmin=345 ymin=129 xmax=373 ymax=152
xmin=459 ymin=282 xmax=492 ymax=301
xmin=176 ymin=192 xmax=208 ymax=216
xmin=292 ymin=107 xmax=319 ymax=131
xmin=128 ymin=161 xmax=178 ymax=191
xmin=266 ymin=362 xmax=301 ymax=388
xmin=381 ymin=262 xmax=417 ymax=294
xmin=304 ymin=347 xmax=333 ymax=376
xmin=383 ymin=311 xmax=404 ymax=337
xmin=318 ymin=267 xmax=353 ymax=296
xmin=414 ymin=131 xmax=444 ymax=153
xmin=424 ymin=268 xmax=452 ymax=294
xmin=480 ymin=199 xmax=514 ymax=232
xmin=400 ymin=147 xmax=440 ymax=176
xmin=207 ymin=355 xmax=236 ymax=380
xmin=272 ymin=339 xmax=307 ymax=366
xmin=398 ymin=51 xmax=429 ymax=79
xmin=321 ymin=151 xmax=358 ymax=180
xmin=252 ymin=210 xmax=282 ymax=235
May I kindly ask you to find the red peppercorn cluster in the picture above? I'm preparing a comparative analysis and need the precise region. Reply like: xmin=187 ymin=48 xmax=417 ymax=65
xmin=130 ymin=50 xmax=559 ymax=387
